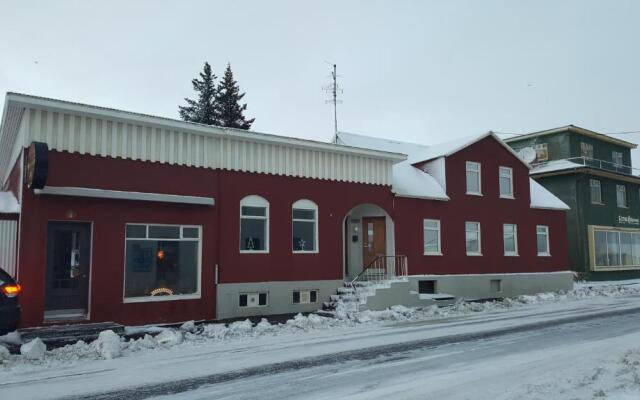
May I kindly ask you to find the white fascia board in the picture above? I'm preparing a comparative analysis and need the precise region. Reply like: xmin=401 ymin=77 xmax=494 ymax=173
xmin=393 ymin=193 xmax=450 ymax=201
xmin=34 ymin=186 xmax=215 ymax=206
xmin=5 ymin=93 xmax=407 ymax=162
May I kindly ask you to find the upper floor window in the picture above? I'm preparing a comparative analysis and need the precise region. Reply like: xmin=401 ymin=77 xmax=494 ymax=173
xmin=616 ymin=185 xmax=627 ymax=208
xmin=581 ymin=142 xmax=594 ymax=159
xmin=499 ymin=167 xmax=514 ymax=198
xmin=465 ymin=221 xmax=481 ymax=255
xmin=612 ymin=151 xmax=623 ymax=166
xmin=240 ymin=195 xmax=269 ymax=252
xmin=536 ymin=225 xmax=550 ymax=256
xmin=423 ymin=219 xmax=441 ymax=255
xmin=466 ymin=162 xmax=482 ymax=195
xmin=292 ymin=199 xmax=318 ymax=253
xmin=590 ymin=179 xmax=602 ymax=204
xmin=503 ymin=224 xmax=518 ymax=256
xmin=534 ymin=143 xmax=548 ymax=162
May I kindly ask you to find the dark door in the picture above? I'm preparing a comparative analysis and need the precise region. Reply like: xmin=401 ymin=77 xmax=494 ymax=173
xmin=362 ymin=217 xmax=386 ymax=267
xmin=45 ymin=222 xmax=91 ymax=316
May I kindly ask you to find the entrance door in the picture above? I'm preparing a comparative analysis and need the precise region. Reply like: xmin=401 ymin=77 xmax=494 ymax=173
xmin=362 ymin=217 xmax=386 ymax=267
xmin=45 ymin=222 xmax=91 ymax=319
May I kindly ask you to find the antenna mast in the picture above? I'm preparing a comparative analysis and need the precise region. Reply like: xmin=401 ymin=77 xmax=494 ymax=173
xmin=323 ymin=63 xmax=342 ymax=142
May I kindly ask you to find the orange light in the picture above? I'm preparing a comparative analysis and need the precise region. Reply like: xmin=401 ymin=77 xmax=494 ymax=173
xmin=156 ymin=250 xmax=166 ymax=260
xmin=2 ymin=283 xmax=21 ymax=297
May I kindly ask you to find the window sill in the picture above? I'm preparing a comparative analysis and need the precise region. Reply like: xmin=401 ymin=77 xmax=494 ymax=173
xmin=466 ymin=192 xmax=483 ymax=197
xmin=293 ymin=250 xmax=319 ymax=254
xmin=591 ymin=202 xmax=605 ymax=206
xmin=466 ymin=252 xmax=483 ymax=256
xmin=537 ymin=253 xmax=552 ymax=257
xmin=239 ymin=305 xmax=268 ymax=309
xmin=123 ymin=293 xmax=201 ymax=303
xmin=424 ymin=252 xmax=443 ymax=256
xmin=240 ymin=250 xmax=270 ymax=254
xmin=499 ymin=195 xmax=515 ymax=200
xmin=504 ymin=253 xmax=519 ymax=257
xmin=618 ymin=206 xmax=629 ymax=209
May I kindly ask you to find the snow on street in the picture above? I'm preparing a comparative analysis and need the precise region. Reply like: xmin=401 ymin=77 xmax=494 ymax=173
xmin=1 ymin=283 xmax=640 ymax=399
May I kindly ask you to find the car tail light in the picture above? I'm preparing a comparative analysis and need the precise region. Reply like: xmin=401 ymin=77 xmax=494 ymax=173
xmin=1 ymin=283 xmax=21 ymax=297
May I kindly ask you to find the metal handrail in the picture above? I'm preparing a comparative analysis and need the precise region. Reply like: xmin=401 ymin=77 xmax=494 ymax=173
xmin=533 ymin=156 xmax=639 ymax=176
xmin=350 ymin=255 xmax=408 ymax=287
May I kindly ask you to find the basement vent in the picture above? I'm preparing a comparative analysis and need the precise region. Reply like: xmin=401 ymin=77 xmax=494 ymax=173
xmin=418 ymin=280 xmax=437 ymax=294
xmin=490 ymin=279 xmax=502 ymax=293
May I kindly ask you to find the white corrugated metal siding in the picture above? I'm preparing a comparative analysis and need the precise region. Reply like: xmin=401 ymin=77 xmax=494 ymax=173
xmin=0 ymin=220 xmax=17 ymax=277
xmin=22 ymin=108 xmax=396 ymax=186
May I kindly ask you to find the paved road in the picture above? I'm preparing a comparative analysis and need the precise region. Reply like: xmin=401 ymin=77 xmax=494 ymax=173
xmin=63 ymin=305 xmax=640 ymax=400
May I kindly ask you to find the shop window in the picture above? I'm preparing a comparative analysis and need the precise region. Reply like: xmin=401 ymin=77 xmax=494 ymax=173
xmin=239 ymin=292 xmax=268 ymax=308
xmin=499 ymin=167 xmax=514 ymax=198
xmin=465 ymin=161 xmax=482 ymax=195
xmin=503 ymin=224 xmax=518 ymax=256
xmin=293 ymin=290 xmax=318 ymax=304
xmin=593 ymin=228 xmax=640 ymax=269
xmin=581 ymin=142 xmax=594 ymax=159
xmin=590 ymin=179 xmax=602 ymax=204
xmin=418 ymin=280 xmax=437 ymax=294
xmin=423 ymin=219 xmax=441 ymax=255
xmin=617 ymin=185 xmax=627 ymax=208
xmin=537 ymin=225 xmax=550 ymax=256
xmin=240 ymin=195 xmax=269 ymax=252
xmin=465 ymin=222 xmax=482 ymax=255
xmin=292 ymin=199 xmax=318 ymax=252
xmin=124 ymin=224 xmax=201 ymax=301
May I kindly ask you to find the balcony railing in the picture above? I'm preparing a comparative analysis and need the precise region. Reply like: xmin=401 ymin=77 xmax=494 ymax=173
xmin=533 ymin=156 xmax=639 ymax=176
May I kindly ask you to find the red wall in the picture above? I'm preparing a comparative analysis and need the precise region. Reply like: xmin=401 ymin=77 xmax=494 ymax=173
xmin=16 ymin=139 xmax=569 ymax=328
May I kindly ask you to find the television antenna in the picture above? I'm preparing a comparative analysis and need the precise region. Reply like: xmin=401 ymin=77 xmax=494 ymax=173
xmin=323 ymin=63 xmax=343 ymax=141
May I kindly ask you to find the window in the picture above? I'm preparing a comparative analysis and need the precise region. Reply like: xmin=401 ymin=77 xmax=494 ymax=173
xmin=581 ymin=142 xmax=594 ymax=159
xmin=534 ymin=143 xmax=548 ymax=162
xmin=499 ymin=167 xmax=514 ymax=198
xmin=293 ymin=290 xmax=318 ymax=304
xmin=292 ymin=199 xmax=318 ymax=252
xmin=240 ymin=195 xmax=269 ymax=252
xmin=617 ymin=185 xmax=627 ymax=208
xmin=124 ymin=224 xmax=201 ymax=302
xmin=465 ymin=222 xmax=481 ymax=255
xmin=418 ymin=280 xmax=436 ymax=294
xmin=593 ymin=227 xmax=640 ymax=269
xmin=590 ymin=179 xmax=602 ymax=204
xmin=613 ymin=151 xmax=623 ymax=166
xmin=466 ymin=162 xmax=482 ymax=195
xmin=423 ymin=219 xmax=441 ymax=255
xmin=503 ymin=224 xmax=518 ymax=256
xmin=239 ymin=292 xmax=268 ymax=308
xmin=537 ymin=225 xmax=550 ymax=256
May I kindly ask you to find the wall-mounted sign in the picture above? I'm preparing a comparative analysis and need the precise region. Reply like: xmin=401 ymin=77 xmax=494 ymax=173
xmin=618 ymin=215 xmax=640 ymax=226
xmin=26 ymin=142 xmax=49 ymax=189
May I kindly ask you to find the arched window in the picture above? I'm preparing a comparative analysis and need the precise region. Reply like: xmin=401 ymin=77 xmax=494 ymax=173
xmin=292 ymin=199 xmax=318 ymax=253
xmin=240 ymin=195 xmax=269 ymax=253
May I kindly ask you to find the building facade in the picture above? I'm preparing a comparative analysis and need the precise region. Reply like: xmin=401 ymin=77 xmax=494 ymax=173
xmin=506 ymin=125 xmax=640 ymax=280
xmin=0 ymin=93 xmax=571 ymax=328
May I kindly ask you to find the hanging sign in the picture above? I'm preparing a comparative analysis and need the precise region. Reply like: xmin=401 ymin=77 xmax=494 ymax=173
xmin=26 ymin=141 xmax=49 ymax=189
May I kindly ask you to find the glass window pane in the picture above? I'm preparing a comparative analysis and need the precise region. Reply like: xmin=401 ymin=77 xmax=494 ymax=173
xmin=424 ymin=230 xmax=439 ymax=253
xmin=594 ymin=231 xmax=608 ymax=267
xmin=293 ymin=220 xmax=316 ymax=251
xmin=182 ymin=227 xmax=199 ymax=238
xmin=292 ymin=209 xmax=315 ymax=220
xmin=633 ymin=233 xmax=640 ymax=266
xmin=606 ymin=231 xmax=621 ymax=266
xmin=466 ymin=171 xmax=480 ymax=193
xmin=258 ymin=293 xmax=268 ymax=306
xmin=424 ymin=220 xmax=439 ymax=229
xmin=241 ymin=206 xmax=266 ymax=217
xmin=621 ymin=233 xmax=633 ymax=266
xmin=500 ymin=176 xmax=512 ymax=196
xmin=126 ymin=225 xmax=146 ymax=238
xmin=148 ymin=225 xmax=180 ymax=239
xmin=124 ymin=240 xmax=198 ymax=297
xmin=537 ymin=227 xmax=548 ymax=254
xmin=240 ymin=218 xmax=266 ymax=251
xmin=293 ymin=291 xmax=300 ymax=304
xmin=239 ymin=294 xmax=247 ymax=307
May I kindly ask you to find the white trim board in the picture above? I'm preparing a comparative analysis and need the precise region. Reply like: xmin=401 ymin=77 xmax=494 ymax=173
xmin=34 ymin=186 xmax=215 ymax=206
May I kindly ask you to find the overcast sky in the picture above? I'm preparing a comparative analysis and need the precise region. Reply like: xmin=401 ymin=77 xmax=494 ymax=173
xmin=2 ymin=0 xmax=640 ymax=162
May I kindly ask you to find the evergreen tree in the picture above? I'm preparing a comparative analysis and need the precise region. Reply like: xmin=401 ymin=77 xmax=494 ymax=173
xmin=215 ymin=64 xmax=255 ymax=130
xmin=179 ymin=62 xmax=218 ymax=125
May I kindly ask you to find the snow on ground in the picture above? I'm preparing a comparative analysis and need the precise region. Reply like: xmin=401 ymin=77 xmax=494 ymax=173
xmin=1 ymin=280 xmax=639 ymax=372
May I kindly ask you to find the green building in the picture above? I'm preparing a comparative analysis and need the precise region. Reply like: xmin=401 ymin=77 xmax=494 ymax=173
xmin=506 ymin=125 xmax=640 ymax=280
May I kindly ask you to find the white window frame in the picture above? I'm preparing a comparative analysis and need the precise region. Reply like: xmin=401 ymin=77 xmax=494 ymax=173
xmin=499 ymin=166 xmax=514 ymax=199
xmin=465 ymin=221 xmax=482 ymax=256
xmin=466 ymin=161 xmax=482 ymax=196
xmin=503 ymin=224 xmax=519 ymax=256
xmin=238 ymin=292 xmax=269 ymax=308
xmin=423 ymin=219 xmax=442 ymax=255
xmin=616 ymin=185 xmax=627 ymax=208
xmin=590 ymin=179 xmax=602 ymax=205
xmin=292 ymin=289 xmax=319 ymax=304
xmin=536 ymin=225 xmax=551 ymax=256
xmin=123 ymin=223 xmax=202 ymax=303
xmin=612 ymin=151 xmax=623 ymax=166
xmin=240 ymin=195 xmax=269 ymax=253
xmin=292 ymin=199 xmax=319 ymax=254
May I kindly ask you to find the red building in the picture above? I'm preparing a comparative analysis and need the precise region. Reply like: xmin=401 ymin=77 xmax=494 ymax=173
xmin=0 ymin=93 xmax=571 ymax=328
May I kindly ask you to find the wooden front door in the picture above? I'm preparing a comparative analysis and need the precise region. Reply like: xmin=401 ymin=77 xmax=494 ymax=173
xmin=362 ymin=217 xmax=386 ymax=267
xmin=45 ymin=222 xmax=91 ymax=317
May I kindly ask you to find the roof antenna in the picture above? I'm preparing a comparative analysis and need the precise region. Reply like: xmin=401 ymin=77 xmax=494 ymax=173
xmin=323 ymin=63 xmax=342 ymax=143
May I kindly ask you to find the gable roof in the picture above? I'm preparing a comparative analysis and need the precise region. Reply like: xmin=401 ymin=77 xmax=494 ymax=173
xmin=504 ymin=125 xmax=637 ymax=149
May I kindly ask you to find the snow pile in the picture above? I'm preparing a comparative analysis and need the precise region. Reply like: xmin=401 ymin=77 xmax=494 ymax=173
xmin=0 ymin=191 xmax=19 ymax=214
xmin=2 ymin=281 xmax=640 ymax=369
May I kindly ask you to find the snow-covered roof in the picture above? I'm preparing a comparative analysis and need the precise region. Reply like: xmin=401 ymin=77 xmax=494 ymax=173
xmin=0 ymin=192 xmax=19 ymax=213
xmin=530 ymin=179 xmax=570 ymax=210
xmin=530 ymin=159 xmax=585 ymax=175
xmin=336 ymin=132 xmax=429 ymax=157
